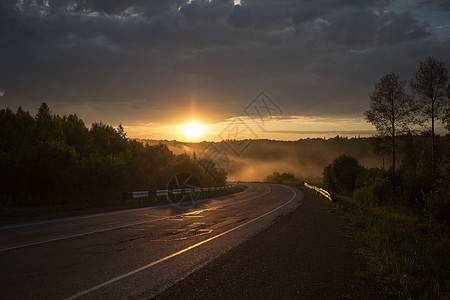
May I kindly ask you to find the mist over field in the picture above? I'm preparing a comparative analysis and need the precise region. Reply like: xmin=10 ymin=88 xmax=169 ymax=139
xmin=139 ymin=138 xmax=389 ymax=182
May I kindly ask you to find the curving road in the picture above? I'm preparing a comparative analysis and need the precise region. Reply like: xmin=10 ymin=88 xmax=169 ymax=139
xmin=0 ymin=183 xmax=303 ymax=299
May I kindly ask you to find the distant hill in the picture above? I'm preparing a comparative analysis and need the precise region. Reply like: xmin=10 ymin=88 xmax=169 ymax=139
xmin=136 ymin=137 xmax=391 ymax=181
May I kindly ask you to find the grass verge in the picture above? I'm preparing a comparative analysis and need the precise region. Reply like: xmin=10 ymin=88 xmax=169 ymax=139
xmin=324 ymin=193 xmax=450 ymax=299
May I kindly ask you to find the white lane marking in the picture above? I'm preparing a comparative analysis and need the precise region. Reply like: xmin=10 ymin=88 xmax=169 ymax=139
xmin=0 ymin=186 xmax=251 ymax=230
xmin=65 ymin=185 xmax=299 ymax=300
xmin=0 ymin=184 xmax=270 ymax=252
xmin=0 ymin=206 xmax=174 ymax=230
xmin=0 ymin=216 xmax=171 ymax=252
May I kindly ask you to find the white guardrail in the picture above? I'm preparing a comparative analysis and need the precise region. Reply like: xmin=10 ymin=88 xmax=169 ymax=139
xmin=304 ymin=182 xmax=336 ymax=202
xmin=123 ymin=184 xmax=239 ymax=200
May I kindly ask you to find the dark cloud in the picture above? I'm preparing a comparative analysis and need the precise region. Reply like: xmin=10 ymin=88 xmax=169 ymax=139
xmin=320 ymin=10 xmax=430 ymax=47
xmin=0 ymin=0 xmax=448 ymax=125
xmin=416 ymin=0 xmax=450 ymax=11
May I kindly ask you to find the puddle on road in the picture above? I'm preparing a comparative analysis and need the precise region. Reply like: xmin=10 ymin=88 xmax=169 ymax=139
xmin=149 ymin=221 xmax=213 ymax=242
xmin=166 ymin=207 xmax=217 ymax=220
xmin=174 ymin=229 xmax=213 ymax=241
xmin=150 ymin=228 xmax=214 ymax=242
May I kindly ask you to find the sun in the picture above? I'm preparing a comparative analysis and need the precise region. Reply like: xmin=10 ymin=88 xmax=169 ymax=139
xmin=183 ymin=122 xmax=204 ymax=138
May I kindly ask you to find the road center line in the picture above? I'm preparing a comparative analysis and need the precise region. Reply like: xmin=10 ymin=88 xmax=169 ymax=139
xmin=64 ymin=185 xmax=299 ymax=300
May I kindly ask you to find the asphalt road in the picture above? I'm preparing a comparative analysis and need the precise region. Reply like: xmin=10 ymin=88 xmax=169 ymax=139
xmin=0 ymin=183 xmax=302 ymax=299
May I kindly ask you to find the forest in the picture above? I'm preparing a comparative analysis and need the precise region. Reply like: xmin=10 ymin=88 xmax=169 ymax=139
xmin=0 ymin=103 xmax=226 ymax=211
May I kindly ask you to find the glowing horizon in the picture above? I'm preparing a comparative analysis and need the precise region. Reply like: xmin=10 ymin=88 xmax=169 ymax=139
xmin=123 ymin=115 xmax=384 ymax=142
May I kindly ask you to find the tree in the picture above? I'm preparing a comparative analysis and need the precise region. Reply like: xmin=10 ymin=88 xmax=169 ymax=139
xmin=323 ymin=154 xmax=363 ymax=196
xmin=36 ymin=102 xmax=51 ymax=120
xmin=365 ymin=72 xmax=415 ymax=171
xmin=410 ymin=57 xmax=449 ymax=171
xmin=444 ymin=83 xmax=450 ymax=131
xmin=62 ymin=114 xmax=90 ymax=156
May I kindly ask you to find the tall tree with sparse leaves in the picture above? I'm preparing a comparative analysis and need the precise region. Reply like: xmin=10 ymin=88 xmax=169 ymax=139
xmin=365 ymin=72 xmax=415 ymax=172
xmin=410 ymin=56 xmax=449 ymax=172
xmin=444 ymin=83 xmax=450 ymax=131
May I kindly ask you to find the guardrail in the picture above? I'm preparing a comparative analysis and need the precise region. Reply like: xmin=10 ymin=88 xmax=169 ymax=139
xmin=304 ymin=182 xmax=336 ymax=202
xmin=123 ymin=184 xmax=239 ymax=200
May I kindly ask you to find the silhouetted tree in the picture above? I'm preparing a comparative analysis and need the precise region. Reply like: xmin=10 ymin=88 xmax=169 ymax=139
xmin=323 ymin=154 xmax=363 ymax=196
xmin=444 ymin=83 xmax=450 ymax=131
xmin=410 ymin=57 xmax=449 ymax=172
xmin=62 ymin=114 xmax=90 ymax=156
xmin=365 ymin=72 xmax=416 ymax=172
xmin=36 ymin=102 xmax=51 ymax=120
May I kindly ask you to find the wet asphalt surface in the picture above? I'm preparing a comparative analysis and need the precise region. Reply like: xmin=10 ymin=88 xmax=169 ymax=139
xmin=0 ymin=183 xmax=301 ymax=299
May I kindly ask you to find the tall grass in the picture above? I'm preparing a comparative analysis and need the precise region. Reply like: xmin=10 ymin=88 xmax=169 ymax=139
xmin=329 ymin=195 xmax=450 ymax=299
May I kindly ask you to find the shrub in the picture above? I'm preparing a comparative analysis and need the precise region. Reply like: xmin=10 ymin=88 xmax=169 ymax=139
xmin=354 ymin=168 xmax=392 ymax=205
xmin=423 ymin=171 xmax=450 ymax=228
xmin=323 ymin=154 xmax=364 ymax=196
xmin=265 ymin=172 xmax=299 ymax=184
xmin=399 ymin=142 xmax=434 ymax=207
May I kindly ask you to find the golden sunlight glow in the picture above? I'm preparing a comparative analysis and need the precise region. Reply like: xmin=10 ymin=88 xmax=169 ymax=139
xmin=183 ymin=122 xmax=204 ymax=138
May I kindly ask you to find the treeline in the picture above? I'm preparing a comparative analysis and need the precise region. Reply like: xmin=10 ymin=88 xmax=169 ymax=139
xmin=324 ymin=57 xmax=450 ymax=228
xmin=0 ymin=103 xmax=226 ymax=208
xmin=264 ymin=172 xmax=299 ymax=184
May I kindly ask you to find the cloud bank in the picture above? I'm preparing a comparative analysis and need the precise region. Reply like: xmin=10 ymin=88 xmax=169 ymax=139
xmin=1 ymin=0 xmax=449 ymax=125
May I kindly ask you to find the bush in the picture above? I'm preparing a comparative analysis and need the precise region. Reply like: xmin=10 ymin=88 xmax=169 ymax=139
xmin=323 ymin=154 xmax=363 ymax=196
xmin=399 ymin=141 xmax=434 ymax=207
xmin=265 ymin=172 xmax=299 ymax=184
xmin=423 ymin=171 xmax=450 ymax=228
xmin=354 ymin=168 xmax=392 ymax=205
xmin=354 ymin=168 xmax=393 ymax=204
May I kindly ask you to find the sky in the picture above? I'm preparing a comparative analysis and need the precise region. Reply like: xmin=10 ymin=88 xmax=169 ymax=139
xmin=1 ymin=0 xmax=449 ymax=141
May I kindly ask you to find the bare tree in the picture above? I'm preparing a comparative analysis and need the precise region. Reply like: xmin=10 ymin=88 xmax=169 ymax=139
xmin=410 ymin=56 xmax=449 ymax=171
xmin=365 ymin=72 xmax=415 ymax=171
xmin=444 ymin=83 xmax=450 ymax=131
